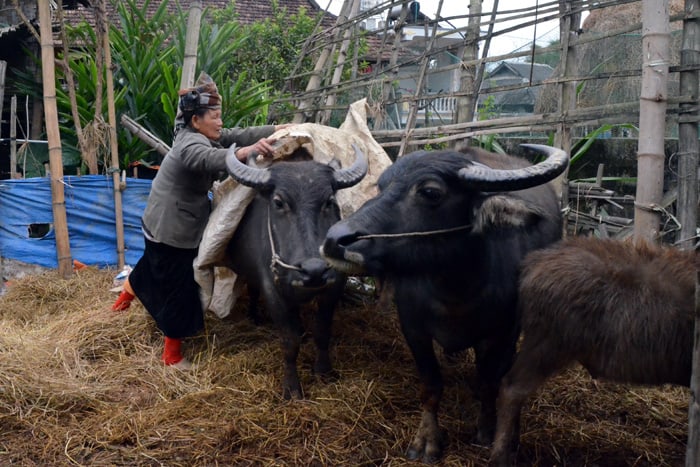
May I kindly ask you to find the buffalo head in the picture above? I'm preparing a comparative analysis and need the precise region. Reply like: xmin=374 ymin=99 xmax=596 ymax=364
xmin=321 ymin=144 xmax=568 ymax=277
xmin=226 ymin=144 xmax=368 ymax=293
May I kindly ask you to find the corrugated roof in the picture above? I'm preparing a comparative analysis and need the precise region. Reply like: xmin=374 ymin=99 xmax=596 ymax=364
xmin=487 ymin=61 xmax=554 ymax=84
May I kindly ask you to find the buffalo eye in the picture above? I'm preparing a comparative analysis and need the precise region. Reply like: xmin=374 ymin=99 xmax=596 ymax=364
xmin=323 ymin=195 xmax=337 ymax=210
xmin=417 ymin=182 xmax=445 ymax=203
xmin=272 ymin=194 xmax=286 ymax=210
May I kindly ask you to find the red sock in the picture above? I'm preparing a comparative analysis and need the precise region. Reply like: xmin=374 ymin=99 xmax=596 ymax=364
xmin=162 ymin=336 xmax=184 ymax=365
xmin=112 ymin=290 xmax=135 ymax=311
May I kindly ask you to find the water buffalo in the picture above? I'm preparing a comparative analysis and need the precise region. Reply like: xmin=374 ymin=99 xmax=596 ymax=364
xmin=224 ymin=145 xmax=367 ymax=399
xmin=321 ymin=144 xmax=569 ymax=461
xmin=489 ymin=237 xmax=697 ymax=466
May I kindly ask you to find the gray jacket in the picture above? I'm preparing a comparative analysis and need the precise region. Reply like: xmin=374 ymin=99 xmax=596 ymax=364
xmin=141 ymin=124 xmax=275 ymax=248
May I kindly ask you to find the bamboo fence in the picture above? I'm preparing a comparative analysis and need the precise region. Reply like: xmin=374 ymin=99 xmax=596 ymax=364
xmin=284 ymin=0 xmax=698 ymax=243
xmin=286 ymin=0 xmax=697 ymax=147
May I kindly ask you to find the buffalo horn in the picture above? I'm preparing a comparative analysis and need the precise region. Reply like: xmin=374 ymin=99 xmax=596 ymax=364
xmin=333 ymin=144 xmax=369 ymax=189
xmin=225 ymin=144 xmax=272 ymax=189
xmin=457 ymin=144 xmax=569 ymax=192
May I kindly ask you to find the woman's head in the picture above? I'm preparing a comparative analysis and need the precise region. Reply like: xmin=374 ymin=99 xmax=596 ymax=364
xmin=189 ymin=107 xmax=223 ymax=140
xmin=174 ymin=72 xmax=223 ymax=138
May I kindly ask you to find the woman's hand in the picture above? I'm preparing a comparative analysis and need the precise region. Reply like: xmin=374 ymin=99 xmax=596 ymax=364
xmin=236 ymin=137 xmax=277 ymax=162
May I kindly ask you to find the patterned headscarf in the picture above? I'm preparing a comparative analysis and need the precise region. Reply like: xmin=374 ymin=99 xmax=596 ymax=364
xmin=174 ymin=72 xmax=221 ymax=136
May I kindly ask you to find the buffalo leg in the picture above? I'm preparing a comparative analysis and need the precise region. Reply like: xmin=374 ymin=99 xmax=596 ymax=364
xmin=374 ymin=277 xmax=394 ymax=312
xmin=312 ymin=289 xmax=340 ymax=378
xmin=474 ymin=331 xmax=519 ymax=445
xmin=268 ymin=295 xmax=304 ymax=399
xmin=246 ymin=284 xmax=263 ymax=325
xmin=402 ymin=333 xmax=445 ymax=462
xmin=489 ymin=339 xmax=569 ymax=466
xmin=278 ymin=319 xmax=304 ymax=399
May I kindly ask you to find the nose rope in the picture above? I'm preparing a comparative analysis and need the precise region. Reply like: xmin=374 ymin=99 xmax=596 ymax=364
xmin=356 ymin=224 xmax=472 ymax=240
xmin=267 ymin=206 xmax=302 ymax=284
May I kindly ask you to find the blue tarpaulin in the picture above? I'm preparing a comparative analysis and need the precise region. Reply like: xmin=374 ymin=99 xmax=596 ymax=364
xmin=0 ymin=175 xmax=151 ymax=269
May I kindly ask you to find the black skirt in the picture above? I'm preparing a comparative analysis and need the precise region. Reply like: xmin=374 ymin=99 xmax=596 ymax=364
xmin=129 ymin=237 xmax=204 ymax=339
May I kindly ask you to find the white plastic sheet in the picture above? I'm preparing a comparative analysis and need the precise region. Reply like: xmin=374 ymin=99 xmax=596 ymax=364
xmin=195 ymin=99 xmax=393 ymax=317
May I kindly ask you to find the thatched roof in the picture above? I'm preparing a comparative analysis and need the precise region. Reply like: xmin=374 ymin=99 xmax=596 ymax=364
xmin=536 ymin=0 xmax=684 ymax=116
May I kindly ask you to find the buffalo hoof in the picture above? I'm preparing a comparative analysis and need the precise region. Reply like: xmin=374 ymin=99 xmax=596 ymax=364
xmin=247 ymin=307 xmax=264 ymax=326
xmin=474 ymin=426 xmax=495 ymax=447
xmin=314 ymin=367 xmax=339 ymax=383
xmin=488 ymin=451 xmax=516 ymax=467
xmin=405 ymin=429 xmax=447 ymax=464
xmin=313 ymin=353 xmax=333 ymax=376
xmin=282 ymin=385 xmax=304 ymax=400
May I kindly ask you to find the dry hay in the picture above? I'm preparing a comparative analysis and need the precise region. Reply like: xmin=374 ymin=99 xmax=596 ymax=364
xmin=536 ymin=0 xmax=684 ymax=123
xmin=0 ymin=268 xmax=689 ymax=466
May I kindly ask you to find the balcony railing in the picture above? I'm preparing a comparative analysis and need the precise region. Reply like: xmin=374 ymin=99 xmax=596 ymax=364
xmin=400 ymin=95 xmax=457 ymax=126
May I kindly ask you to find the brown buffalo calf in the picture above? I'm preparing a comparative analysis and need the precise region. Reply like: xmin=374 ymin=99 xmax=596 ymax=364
xmin=489 ymin=237 xmax=697 ymax=466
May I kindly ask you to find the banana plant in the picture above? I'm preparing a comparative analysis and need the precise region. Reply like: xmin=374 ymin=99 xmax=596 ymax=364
xmin=12 ymin=0 xmax=274 ymax=171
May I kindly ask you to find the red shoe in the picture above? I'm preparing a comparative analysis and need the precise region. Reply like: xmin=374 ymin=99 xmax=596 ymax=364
xmin=111 ymin=290 xmax=135 ymax=311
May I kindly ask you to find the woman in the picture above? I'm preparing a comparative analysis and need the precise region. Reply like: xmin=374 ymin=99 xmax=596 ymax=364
xmin=111 ymin=72 xmax=285 ymax=369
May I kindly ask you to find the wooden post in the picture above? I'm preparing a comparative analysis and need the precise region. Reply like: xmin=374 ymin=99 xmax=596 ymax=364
xmin=98 ymin=0 xmax=125 ymax=269
xmin=634 ymin=0 xmax=670 ymax=242
xmin=676 ymin=0 xmax=699 ymax=251
xmin=38 ymin=0 xmax=72 ymax=278
xmin=180 ymin=1 xmax=202 ymax=89
xmin=687 ymin=270 xmax=700 ymax=466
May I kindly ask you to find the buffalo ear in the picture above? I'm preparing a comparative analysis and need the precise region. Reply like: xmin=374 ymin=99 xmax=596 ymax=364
xmin=328 ymin=158 xmax=342 ymax=170
xmin=473 ymin=195 xmax=544 ymax=233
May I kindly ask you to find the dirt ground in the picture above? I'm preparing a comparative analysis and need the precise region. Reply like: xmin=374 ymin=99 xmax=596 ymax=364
xmin=0 ymin=266 xmax=690 ymax=466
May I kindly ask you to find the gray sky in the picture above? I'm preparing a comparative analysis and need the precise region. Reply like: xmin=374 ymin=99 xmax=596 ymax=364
xmin=324 ymin=0 xmax=583 ymax=58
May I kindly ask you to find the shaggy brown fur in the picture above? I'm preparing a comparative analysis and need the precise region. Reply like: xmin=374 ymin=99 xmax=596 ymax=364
xmin=490 ymin=237 xmax=697 ymax=466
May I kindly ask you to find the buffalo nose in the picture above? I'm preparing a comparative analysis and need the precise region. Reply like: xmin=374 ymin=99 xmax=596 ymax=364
xmin=322 ymin=222 xmax=357 ymax=259
xmin=300 ymin=258 xmax=330 ymax=285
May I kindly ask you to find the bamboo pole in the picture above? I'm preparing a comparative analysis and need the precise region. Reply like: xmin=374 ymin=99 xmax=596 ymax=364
xmin=634 ymin=0 xmax=671 ymax=242
xmin=0 ymin=60 xmax=5 ymax=139
xmin=56 ymin=0 xmax=96 ymax=174
xmin=293 ymin=0 xmax=353 ymax=123
xmin=399 ymin=0 xmax=444 ymax=157
xmin=554 ymin=0 xmax=580 ymax=229
xmin=676 ymin=0 xmax=699 ymax=251
xmin=98 ymin=0 xmax=125 ymax=269
xmin=455 ymin=0 xmax=481 ymax=125
xmin=120 ymin=115 xmax=171 ymax=156
xmin=321 ymin=0 xmax=360 ymax=125
xmin=10 ymin=95 xmax=17 ymax=179
xmin=379 ymin=0 xmax=406 ymax=123
xmin=38 ymin=0 xmax=72 ymax=278
xmin=687 ymin=270 xmax=700 ymax=466
xmin=471 ymin=0 xmax=500 ymax=120
xmin=180 ymin=1 xmax=202 ymax=89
